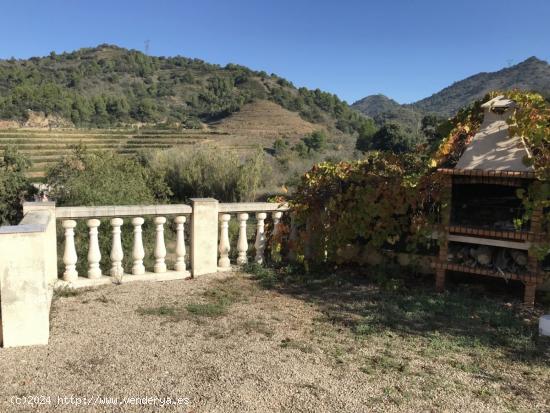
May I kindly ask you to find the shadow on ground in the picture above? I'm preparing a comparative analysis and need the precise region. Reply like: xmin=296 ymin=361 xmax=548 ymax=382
xmin=248 ymin=263 xmax=550 ymax=365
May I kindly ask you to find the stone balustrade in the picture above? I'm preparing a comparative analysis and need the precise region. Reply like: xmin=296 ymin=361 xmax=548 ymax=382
xmin=217 ymin=203 xmax=288 ymax=271
xmin=0 ymin=200 xmax=288 ymax=347
xmin=56 ymin=204 xmax=193 ymax=287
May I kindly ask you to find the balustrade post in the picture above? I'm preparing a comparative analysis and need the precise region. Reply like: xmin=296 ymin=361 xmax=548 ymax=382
xmin=255 ymin=212 xmax=267 ymax=264
xmin=86 ymin=219 xmax=102 ymax=279
xmin=110 ymin=218 xmax=124 ymax=278
xmin=154 ymin=216 xmax=167 ymax=273
xmin=174 ymin=216 xmax=187 ymax=272
xmin=62 ymin=220 xmax=78 ymax=281
xmin=218 ymin=214 xmax=231 ymax=269
xmin=236 ymin=213 xmax=249 ymax=265
xmin=132 ymin=217 xmax=145 ymax=275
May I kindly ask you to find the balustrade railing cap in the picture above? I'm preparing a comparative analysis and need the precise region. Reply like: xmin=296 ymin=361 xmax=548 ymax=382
xmin=190 ymin=198 xmax=218 ymax=203
xmin=56 ymin=204 xmax=192 ymax=219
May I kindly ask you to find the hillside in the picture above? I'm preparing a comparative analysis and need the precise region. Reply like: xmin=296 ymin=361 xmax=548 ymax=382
xmin=411 ymin=57 xmax=550 ymax=116
xmin=351 ymin=94 xmax=423 ymax=129
xmin=213 ymin=100 xmax=320 ymax=142
xmin=352 ymin=57 xmax=550 ymax=123
xmin=0 ymin=44 xmax=371 ymax=138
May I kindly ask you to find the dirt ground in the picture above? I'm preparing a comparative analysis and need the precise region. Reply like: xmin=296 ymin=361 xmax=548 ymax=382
xmin=0 ymin=271 xmax=548 ymax=412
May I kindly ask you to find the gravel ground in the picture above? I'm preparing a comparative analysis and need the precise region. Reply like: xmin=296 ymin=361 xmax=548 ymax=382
xmin=0 ymin=272 xmax=548 ymax=412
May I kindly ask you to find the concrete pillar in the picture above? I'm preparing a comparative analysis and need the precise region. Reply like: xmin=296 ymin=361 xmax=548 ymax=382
xmin=1 ymin=202 xmax=57 ymax=347
xmin=190 ymin=198 xmax=219 ymax=276
xmin=23 ymin=202 xmax=57 ymax=286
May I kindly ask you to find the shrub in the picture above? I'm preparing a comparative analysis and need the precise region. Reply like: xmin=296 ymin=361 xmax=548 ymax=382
xmin=148 ymin=145 xmax=269 ymax=202
xmin=291 ymin=152 xmax=443 ymax=264
xmin=46 ymin=145 xmax=170 ymax=206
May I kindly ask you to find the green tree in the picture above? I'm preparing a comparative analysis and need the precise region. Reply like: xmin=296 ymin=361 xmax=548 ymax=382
xmin=302 ymin=130 xmax=327 ymax=153
xmin=355 ymin=121 xmax=378 ymax=152
xmin=360 ymin=122 xmax=419 ymax=154
xmin=0 ymin=147 xmax=36 ymax=225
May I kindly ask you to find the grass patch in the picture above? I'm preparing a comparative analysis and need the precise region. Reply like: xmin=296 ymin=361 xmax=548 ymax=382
xmin=279 ymin=337 xmax=314 ymax=353
xmin=238 ymin=319 xmax=274 ymax=337
xmin=185 ymin=302 xmax=227 ymax=317
xmin=243 ymin=262 xmax=278 ymax=288
xmin=137 ymin=305 xmax=178 ymax=317
xmin=53 ymin=286 xmax=95 ymax=298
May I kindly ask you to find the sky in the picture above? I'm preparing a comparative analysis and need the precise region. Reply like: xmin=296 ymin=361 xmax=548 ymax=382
xmin=1 ymin=0 xmax=549 ymax=104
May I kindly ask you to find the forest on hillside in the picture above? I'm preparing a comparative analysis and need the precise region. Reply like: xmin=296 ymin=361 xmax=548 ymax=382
xmin=0 ymin=44 xmax=371 ymax=135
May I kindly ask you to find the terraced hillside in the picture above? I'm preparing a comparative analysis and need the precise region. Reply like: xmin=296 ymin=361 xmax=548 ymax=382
xmin=0 ymin=99 xmax=341 ymax=181
xmin=0 ymin=128 xmax=223 ymax=179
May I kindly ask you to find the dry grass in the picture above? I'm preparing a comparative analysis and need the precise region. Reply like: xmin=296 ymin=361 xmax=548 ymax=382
xmin=1 ymin=270 xmax=548 ymax=412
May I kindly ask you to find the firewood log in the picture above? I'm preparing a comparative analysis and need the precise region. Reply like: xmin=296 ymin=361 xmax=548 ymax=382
xmin=472 ymin=245 xmax=492 ymax=266
xmin=510 ymin=250 xmax=527 ymax=267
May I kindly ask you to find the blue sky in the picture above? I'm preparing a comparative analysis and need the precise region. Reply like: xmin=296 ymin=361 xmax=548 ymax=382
xmin=1 ymin=0 xmax=549 ymax=104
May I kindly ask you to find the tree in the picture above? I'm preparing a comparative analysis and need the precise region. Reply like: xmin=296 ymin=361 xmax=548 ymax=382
xmin=421 ymin=114 xmax=444 ymax=145
xmin=302 ymin=130 xmax=327 ymax=153
xmin=355 ymin=121 xmax=378 ymax=152
xmin=0 ymin=147 xmax=36 ymax=225
xmin=272 ymin=138 xmax=291 ymax=157
xmin=359 ymin=122 xmax=419 ymax=154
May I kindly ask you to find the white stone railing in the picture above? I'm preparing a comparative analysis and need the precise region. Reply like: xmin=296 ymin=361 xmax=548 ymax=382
xmin=217 ymin=203 xmax=288 ymax=271
xmin=0 ymin=199 xmax=288 ymax=347
xmin=55 ymin=203 xmax=193 ymax=287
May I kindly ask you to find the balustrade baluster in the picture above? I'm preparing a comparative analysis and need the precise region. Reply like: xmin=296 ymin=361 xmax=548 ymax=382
xmin=272 ymin=211 xmax=283 ymax=237
xmin=154 ymin=217 xmax=167 ymax=273
xmin=62 ymin=220 xmax=78 ymax=281
xmin=132 ymin=217 xmax=145 ymax=275
xmin=86 ymin=219 xmax=102 ymax=279
xmin=218 ymin=214 xmax=231 ymax=269
xmin=110 ymin=218 xmax=124 ymax=278
xmin=254 ymin=212 xmax=267 ymax=264
xmin=236 ymin=213 xmax=249 ymax=265
xmin=174 ymin=216 xmax=187 ymax=272
xmin=271 ymin=211 xmax=283 ymax=261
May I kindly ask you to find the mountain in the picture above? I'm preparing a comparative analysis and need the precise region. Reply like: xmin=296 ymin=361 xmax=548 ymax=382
xmin=410 ymin=57 xmax=550 ymax=116
xmin=352 ymin=57 xmax=550 ymax=124
xmin=0 ymin=44 xmax=371 ymax=136
xmin=351 ymin=94 xmax=423 ymax=130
